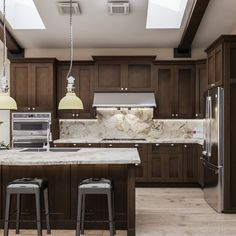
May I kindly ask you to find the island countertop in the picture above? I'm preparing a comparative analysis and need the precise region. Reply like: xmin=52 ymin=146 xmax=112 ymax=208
xmin=0 ymin=148 xmax=140 ymax=166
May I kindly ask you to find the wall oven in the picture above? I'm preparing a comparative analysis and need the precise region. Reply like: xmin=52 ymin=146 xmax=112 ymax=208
xmin=12 ymin=113 xmax=51 ymax=148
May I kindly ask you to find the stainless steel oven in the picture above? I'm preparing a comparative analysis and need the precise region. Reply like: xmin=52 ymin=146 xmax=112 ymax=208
xmin=12 ymin=113 xmax=51 ymax=148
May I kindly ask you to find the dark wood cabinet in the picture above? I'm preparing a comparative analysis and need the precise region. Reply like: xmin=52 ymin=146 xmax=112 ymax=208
xmin=94 ymin=57 xmax=155 ymax=92
xmin=54 ymin=143 xmax=100 ymax=148
xmin=195 ymin=61 xmax=207 ymax=118
xmin=148 ymin=144 xmax=183 ymax=182
xmin=206 ymin=44 xmax=223 ymax=88
xmin=100 ymin=143 xmax=148 ymax=182
xmin=10 ymin=59 xmax=56 ymax=113
xmin=155 ymin=64 xmax=195 ymax=119
xmin=57 ymin=63 xmax=94 ymax=119
xmin=183 ymin=144 xmax=199 ymax=183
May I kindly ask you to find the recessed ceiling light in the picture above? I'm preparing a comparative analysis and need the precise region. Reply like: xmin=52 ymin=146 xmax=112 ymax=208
xmin=0 ymin=0 xmax=45 ymax=30
xmin=146 ymin=0 xmax=188 ymax=29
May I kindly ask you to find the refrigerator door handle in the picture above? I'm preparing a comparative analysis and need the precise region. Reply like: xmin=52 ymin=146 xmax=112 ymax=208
xmin=203 ymin=96 xmax=209 ymax=155
xmin=208 ymin=96 xmax=212 ymax=157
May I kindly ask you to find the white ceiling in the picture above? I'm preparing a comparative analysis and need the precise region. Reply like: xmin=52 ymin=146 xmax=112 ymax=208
xmin=6 ymin=0 xmax=236 ymax=49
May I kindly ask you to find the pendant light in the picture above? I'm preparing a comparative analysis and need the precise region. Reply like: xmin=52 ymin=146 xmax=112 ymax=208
xmin=58 ymin=0 xmax=83 ymax=110
xmin=0 ymin=0 xmax=17 ymax=110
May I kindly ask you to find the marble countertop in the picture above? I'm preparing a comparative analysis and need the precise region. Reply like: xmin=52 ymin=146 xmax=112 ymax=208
xmin=0 ymin=148 xmax=140 ymax=166
xmin=54 ymin=138 xmax=204 ymax=145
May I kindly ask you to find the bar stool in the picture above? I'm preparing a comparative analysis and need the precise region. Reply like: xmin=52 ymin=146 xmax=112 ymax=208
xmin=76 ymin=178 xmax=116 ymax=236
xmin=4 ymin=177 xmax=51 ymax=236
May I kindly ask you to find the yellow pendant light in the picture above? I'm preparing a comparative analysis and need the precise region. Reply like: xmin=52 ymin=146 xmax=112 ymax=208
xmin=58 ymin=0 xmax=83 ymax=110
xmin=0 ymin=0 xmax=17 ymax=110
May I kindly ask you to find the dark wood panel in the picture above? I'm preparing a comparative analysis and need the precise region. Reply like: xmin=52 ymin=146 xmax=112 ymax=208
xmin=155 ymin=66 xmax=174 ymax=118
xmin=175 ymin=66 xmax=195 ymax=118
xmin=10 ymin=63 xmax=31 ymax=111
xmin=215 ymin=45 xmax=223 ymax=85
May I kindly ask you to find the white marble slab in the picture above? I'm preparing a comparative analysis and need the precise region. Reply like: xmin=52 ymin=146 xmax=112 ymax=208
xmin=0 ymin=148 xmax=140 ymax=166
xmin=54 ymin=138 xmax=204 ymax=145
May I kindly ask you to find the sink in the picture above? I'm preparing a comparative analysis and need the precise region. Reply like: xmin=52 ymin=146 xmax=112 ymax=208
xmin=20 ymin=148 xmax=80 ymax=152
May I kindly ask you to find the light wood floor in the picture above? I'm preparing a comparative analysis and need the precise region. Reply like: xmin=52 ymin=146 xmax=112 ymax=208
xmin=2 ymin=188 xmax=236 ymax=236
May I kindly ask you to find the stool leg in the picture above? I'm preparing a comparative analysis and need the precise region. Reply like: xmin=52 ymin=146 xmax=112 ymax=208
xmin=16 ymin=194 xmax=21 ymax=234
xmin=81 ymin=194 xmax=86 ymax=235
xmin=112 ymin=191 xmax=116 ymax=235
xmin=35 ymin=189 xmax=42 ymax=236
xmin=4 ymin=190 xmax=12 ymax=236
xmin=107 ymin=191 xmax=114 ymax=236
xmin=76 ymin=191 xmax=83 ymax=236
xmin=44 ymin=188 xmax=51 ymax=234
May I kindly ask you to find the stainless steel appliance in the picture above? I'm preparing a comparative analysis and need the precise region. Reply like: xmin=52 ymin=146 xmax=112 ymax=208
xmin=202 ymin=87 xmax=224 ymax=213
xmin=12 ymin=113 xmax=51 ymax=148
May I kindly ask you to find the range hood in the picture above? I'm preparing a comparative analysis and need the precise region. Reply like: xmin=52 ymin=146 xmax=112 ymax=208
xmin=92 ymin=92 xmax=156 ymax=108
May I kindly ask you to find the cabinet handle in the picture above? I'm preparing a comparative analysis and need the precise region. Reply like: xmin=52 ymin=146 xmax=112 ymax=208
xmin=76 ymin=114 xmax=79 ymax=117
xmin=184 ymin=145 xmax=187 ymax=148
xmin=121 ymin=88 xmax=124 ymax=91
xmin=125 ymin=88 xmax=128 ymax=91
xmin=211 ymin=83 xmax=215 ymax=87
xmin=134 ymin=144 xmax=139 ymax=147
xmin=73 ymin=143 xmax=76 ymax=146
xmin=54 ymin=144 xmax=57 ymax=147
xmin=88 ymin=143 xmax=92 ymax=146
xmin=175 ymin=114 xmax=178 ymax=117
xmin=196 ymin=114 xmax=199 ymax=117
xmin=28 ymin=107 xmax=31 ymax=111
xmin=171 ymin=144 xmax=174 ymax=147
xmin=32 ymin=107 xmax=35 ymax=111
xmin=155 ymin=143 xmax=159 ymax=146
xmin=72 ymin=114 xmax=75 ymax=117
xmin=171 ymin=114 xmax=175 ymax=117
xmin=109 ymin=144 xmax=113 ymax=147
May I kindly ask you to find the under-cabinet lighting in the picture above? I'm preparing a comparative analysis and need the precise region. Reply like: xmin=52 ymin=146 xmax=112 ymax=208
xmin=0 ymin=0 xmax=45 ymax=30
xmin=146 ymin=0 xmax=188 ymax=29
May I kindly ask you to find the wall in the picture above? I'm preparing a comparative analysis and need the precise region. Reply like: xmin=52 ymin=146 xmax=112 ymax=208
xmin=59 ymin=108 xmax=203 ymax=141
xmin=25 ymin=47 xmax=206 ymax=61
xmin=0 ymin=49 xmax=10 ymax=144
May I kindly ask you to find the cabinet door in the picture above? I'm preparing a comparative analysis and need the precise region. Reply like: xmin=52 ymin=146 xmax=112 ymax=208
xmin=31 ymin=63 xmax=55 ymax=112
xmin=94 ymin=62 xmax=124 ymax=91
xmin=126 ymin=63 xmax=154 ymax=91
xmin=10 ymin=63 xmax=31 ymax=111
xmin=155 ymin=66 xmax=175 ymax=119
xmin=148 ymin=144 xmax=183 ymax=182
xmin=195 ymin=63 xmax=207 ymax=118
xmin=183 ymin=144 xmax=198 ymax=183
xmin=174 ymin=66 xmax=195 ymax=118
xmin=57 ymin=65 xmax=94 ymax=119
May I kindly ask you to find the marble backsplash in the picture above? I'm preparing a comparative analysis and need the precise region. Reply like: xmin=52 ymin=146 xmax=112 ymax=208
xmin=59 ymin=108 xmax=204 ymax=141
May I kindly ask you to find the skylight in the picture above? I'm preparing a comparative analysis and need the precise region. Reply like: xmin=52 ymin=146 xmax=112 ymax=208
xmin=146 ymin=0 xmax=188 ymax=29
xmin=0 ymin=0 xmax=45 ymax=30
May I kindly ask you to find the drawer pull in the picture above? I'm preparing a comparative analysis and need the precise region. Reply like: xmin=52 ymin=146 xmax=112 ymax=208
xmin=184 ymin=145 xmax=187 ymax=148
xmin=155 ymin=143 xmax=159 ymax=146
xmin=211 ymin=83 xmax=216 ymax=87
xmin=134 ymin=144 xmax=139 ymax=147
xmin=72 ymin=114 xmax=75 ymax=117
xmin=73 ymin=143 xmax=76 ymax=146
xmin=171 ymin=144 xmax=174 ymax=147
xmin=109 ymin=144 xmax=113 ymax=147
xmin=171 ymin=114 xmax=175 ymax=117
xmin=88 ymin=143 xmax=92 ymax=146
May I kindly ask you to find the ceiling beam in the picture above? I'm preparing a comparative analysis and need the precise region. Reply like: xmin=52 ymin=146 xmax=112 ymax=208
xmin=177 ymin=0 xmax=210 ymax=52
xmin=0 ymin=19 xmax=24 ymax=57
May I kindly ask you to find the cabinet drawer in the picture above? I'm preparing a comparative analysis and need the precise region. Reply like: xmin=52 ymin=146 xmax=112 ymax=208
xmin=150 ymin=144 xmax=182 ymax=154
xmin=54 ymin=143 xmax=100 ymax=148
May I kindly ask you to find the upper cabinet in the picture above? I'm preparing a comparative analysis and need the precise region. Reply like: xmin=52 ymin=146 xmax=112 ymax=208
xmin=94 ymin=56 xmax=155 ymax=92
xmin=57 ymin=62 xmax=94 ymax=119
xmin=10 ymin=59 xmax=56 ymax=113
xmin=155 ymin=63 xmax=195 ymax=119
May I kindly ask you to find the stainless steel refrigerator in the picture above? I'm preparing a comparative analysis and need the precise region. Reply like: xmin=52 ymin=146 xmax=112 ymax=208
xmin=201 ymin=87 xmax=224 ymax=213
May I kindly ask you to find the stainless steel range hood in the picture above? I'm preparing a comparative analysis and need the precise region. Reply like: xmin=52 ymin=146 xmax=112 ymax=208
xmin=92 ymin=92 xmax=156 ymax=108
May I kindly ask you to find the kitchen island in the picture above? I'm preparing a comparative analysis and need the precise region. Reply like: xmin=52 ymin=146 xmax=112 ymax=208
xmin=0 ymin=148 xmax=140 ymax=236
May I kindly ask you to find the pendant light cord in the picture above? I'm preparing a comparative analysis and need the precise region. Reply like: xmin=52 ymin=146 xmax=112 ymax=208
xmin=66 ymin=0 xmax=73 ymax=80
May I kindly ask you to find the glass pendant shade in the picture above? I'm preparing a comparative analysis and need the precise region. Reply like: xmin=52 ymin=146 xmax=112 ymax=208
xmin=58 ymin=92 xmax=83 ymax=110
xmin=0 ymin=92 xmax=17 ymax=110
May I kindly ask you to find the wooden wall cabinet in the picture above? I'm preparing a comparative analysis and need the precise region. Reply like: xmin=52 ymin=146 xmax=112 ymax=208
xmin=155 ymin=64 xmax=195 ymax=119
xmin=94 ymin=57 xmax=155 ymax=92
xmin=10 ymin=60 xmax=56 ymax=113
xmin=195 ymin=61 xmax=207 ymax=118
xmin=57 ymin=63 xmax=94 ymax=119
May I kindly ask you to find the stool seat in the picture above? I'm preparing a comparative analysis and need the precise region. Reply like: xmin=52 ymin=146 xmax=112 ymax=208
xmin=79 ymin=178 xmax=112 ymax=189
xmin=9 ymin=178 xmax=48 ymax=190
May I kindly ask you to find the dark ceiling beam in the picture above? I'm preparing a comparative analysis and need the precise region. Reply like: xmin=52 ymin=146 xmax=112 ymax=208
xmin=175 ymin=0 xmax=210 ymax=57
xmin=0 ymin=19 xmax=24 ymax=57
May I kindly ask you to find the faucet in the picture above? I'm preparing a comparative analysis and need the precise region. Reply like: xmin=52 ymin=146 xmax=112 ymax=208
xmin=43 ymin=123 xmax=52 ymax=152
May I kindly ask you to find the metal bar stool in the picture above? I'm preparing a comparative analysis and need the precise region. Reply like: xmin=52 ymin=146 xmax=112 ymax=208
xmin=4 ymin=177 xmax=51 ymax=236
xmin=76 ymin=178 xmax=116 ymax=236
